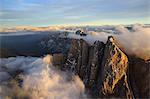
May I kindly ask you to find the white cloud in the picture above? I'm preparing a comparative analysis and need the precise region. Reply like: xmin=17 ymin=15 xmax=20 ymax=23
xmin=68 ymin=24 xmax=150 ymax=60
xmin=0 ymin=55 xmax=86 ymax=99
xmin=114 ymin=24 xmax=150 ymax=60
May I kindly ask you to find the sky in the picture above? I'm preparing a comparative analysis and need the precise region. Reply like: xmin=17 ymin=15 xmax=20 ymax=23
xmin=0 ymin=0 xmax=149 ymax=27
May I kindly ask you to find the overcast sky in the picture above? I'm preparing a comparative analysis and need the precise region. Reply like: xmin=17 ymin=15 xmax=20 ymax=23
xmin=0 ymin=0 xmax=149 ymax=27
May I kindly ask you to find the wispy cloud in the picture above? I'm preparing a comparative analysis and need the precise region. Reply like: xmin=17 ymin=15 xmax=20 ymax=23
xmin=0 ymin=0 xmax=149 ymax=27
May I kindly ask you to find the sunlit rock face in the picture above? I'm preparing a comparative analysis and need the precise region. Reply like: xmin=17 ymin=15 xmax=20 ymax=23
xmin=99 ymin=36 xmax=133 ymax=98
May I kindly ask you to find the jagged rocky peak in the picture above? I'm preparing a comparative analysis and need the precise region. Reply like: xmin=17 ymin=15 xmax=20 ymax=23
xmin=75 ymin=30 xmax=87 ymax=36
xmin=99 ymin=36 xmax=133 ymax=98
xmin=52 ymin=36 xmax=149 ymax=98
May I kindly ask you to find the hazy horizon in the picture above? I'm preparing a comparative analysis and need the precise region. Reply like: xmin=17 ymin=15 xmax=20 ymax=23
xmin=0 ymin=0 xmax=149 ymax=28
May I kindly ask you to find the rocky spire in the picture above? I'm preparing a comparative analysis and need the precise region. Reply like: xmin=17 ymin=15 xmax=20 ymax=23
xmin=53 ymin=36 xmax=149 ymax=98
xmin=99 ymin=36 xmax=133 ymax=98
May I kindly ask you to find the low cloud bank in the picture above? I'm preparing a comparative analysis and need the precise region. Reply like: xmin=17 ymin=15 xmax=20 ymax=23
xmin=0 ymin=55 xmax=86 ymax=99
xmin=114 ymin=25 xmax=150 ymax=60
xmin=68 ymin=25 xmax=150 ymax=60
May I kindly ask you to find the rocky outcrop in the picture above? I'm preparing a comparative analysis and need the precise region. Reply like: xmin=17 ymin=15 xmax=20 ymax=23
xmin=63 ymin=39 xmax=89 ymax=75
xmin=52 ymin=36 xmax=149 ymax=98
xmin=87 ymin=41 xmax=104 ymax=88
xmin=52 ymin=53 xmax=66 ymax=69
xmin=59 ymin=36 xmax=133 ymax=98
xmin=75 ymin=30 xmax=87 ymax=36
xmin=82 ymin=41 xmax=104 ymax=97
xmin=129 ymin=56 xmax=150 ymax=98
xmin=99 ymin=36 xmax=133 ymax=98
